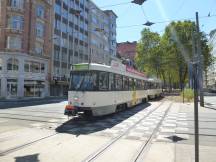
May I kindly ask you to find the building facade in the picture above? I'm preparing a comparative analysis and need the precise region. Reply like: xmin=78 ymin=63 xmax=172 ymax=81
xmin=88 ymin=1 xmax=117 ymax=65
xmin=0 ymin=0 xmax=52 ymax=99
xmin=50 ymin=0 xmax=117 ymax=96
xmin=117 ymin=41 xmax=137 ymax=62
xmin=207 ymin=29 xmax=216 ymax=90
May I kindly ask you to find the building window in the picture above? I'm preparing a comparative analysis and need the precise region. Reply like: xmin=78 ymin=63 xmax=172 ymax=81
xmin=36 ymin=4 xmax=45 ymax=19
xmin=8 ymin=0 xmax=24 ymax=9
xmin=62 ymin=52 xmax=67 ymax=63
xmin=7 ymin=36 xmax=22 ymax=49
xmin=24 ymin=80 xmax=44 ymax=97
xmin=8 ymin=15 xmax=24 ymax=30
xmin=41 ymin=63 xmax=45 ymax=73
xmin=24 ymin=61 xmax=30 ymax=72
xmin=54 ymin=49 xmax=60 ymax=60
xmin=0 ymin=58 xmax=2 ymax=71
xmin=54 ymin=66 xmax=60 ymax=75
xmin=24 ymin=61 xmax=45 ymax=73
xmin=62 ymin=8 xmax=68 ymax=19
xmin=31 ymin=62 xmax=40 ymax=73
xmin=54 ymin=3 xmax=61 ymax=15
xmin=7 ymin=79 xmax=18 ymax=97
xmin=61 ymin=22 xmax=67 ymax=33
xmin=36 ymin=22 xmax=44 ymax=38
xmin=7 ymin=58 xmax=19 ymax=71
xmin=35 ymin=42 xmax=43 ymax=55
xmin=54 ymin=19 xmax=61 ymax=30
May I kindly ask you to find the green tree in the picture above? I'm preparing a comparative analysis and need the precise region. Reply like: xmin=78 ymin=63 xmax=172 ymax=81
xmin=135 ymin=21 xmax=213 ymax=91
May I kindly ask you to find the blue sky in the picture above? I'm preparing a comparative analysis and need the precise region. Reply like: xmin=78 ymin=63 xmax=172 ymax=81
xmin=93 ymin=0 xmax=216 ymax=42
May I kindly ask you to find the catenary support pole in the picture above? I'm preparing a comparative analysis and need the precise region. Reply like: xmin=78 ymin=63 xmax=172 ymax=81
xmin=195 ymin=12 xmax=204 ymax=107
xmin=193 ymin=62 xmax=199 ymax=162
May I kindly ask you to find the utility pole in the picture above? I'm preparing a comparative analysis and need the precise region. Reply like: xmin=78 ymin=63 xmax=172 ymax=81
xmin=192 ymin=19 xmax=200 ymax=162
xmin=193 ymin=61 xmax=199 ymax=162
xmin=195 ymin=12 xmax=204 ymax=107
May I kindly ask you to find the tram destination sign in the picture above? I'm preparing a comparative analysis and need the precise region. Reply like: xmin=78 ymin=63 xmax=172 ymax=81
xmin=73 ymin=64 xmax=89 ymax=70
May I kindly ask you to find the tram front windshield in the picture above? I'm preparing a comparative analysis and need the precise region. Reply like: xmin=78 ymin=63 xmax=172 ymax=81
xmin=70 ymin=71 xmax=97 ymax=91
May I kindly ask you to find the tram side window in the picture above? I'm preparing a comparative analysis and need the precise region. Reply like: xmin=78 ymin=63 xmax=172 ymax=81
xmin=109 ymin=73 xmax=115 ymax=90
xmin=145 ymin=82 xmax=149 ymax=89
xmin=154 ymin=83 xmax=157 ymax=89
xmin=141 ymin=80 xmax=145 ymax=90
xmin=137 ymin=80 xmax=142 ymax=90
xmin=129 ymin=78 xmax=134 ymax=90
xmin=134 ymin=79 xmax=137 ymax=90
xmin=115 ymin=74 xmax=123 ymax=90
xmin=143 ymin=81 xmax=147 ymax=90
xmin=99 ymin=72 xmax=109 ymax=90
xmin=123 ymin=76 xmax=129 ymax=91
xmin=149 ymin=82 xmax=153 ymax=89
xmin=70 ymin=72 xmax=97 ymax=91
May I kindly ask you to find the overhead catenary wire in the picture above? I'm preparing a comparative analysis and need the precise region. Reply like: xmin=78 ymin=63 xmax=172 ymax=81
xmin=117 ymin=14 xmax=216 ymax=29
xmin=89 ymin=1 xmax=132 ymax=10
xmin=140 ymin=5 xmax=148 ymax=21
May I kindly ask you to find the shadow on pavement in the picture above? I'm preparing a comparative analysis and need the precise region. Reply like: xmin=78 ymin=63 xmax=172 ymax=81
xmin=204 ymin=102 xmax=216 ymax=110
xmin=204 ymin=106 xmax=216 ymax=111
xmin=56 ymin=102 xmax=152 ymax=136
xmin=0 ymin=98 xmax=67 ymax=109
xmin=166 ymin=135 xmax=187 ymax=142
xmin=15 ymin=153 xmax=39 ymax=162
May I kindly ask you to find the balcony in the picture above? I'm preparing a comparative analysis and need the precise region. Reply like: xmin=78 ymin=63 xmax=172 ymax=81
xmin=7 ymin=6 xmax=24 ymax=13
xmin=5 ymin=28 xmax=23 ymax=34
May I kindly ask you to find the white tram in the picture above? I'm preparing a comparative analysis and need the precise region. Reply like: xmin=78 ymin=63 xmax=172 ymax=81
xmin=64 ymin=61 xmax=162 ymax=116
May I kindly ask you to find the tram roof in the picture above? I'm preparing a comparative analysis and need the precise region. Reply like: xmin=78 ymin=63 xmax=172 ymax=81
xmin=71 ymin=63 xmax=161 ymax=82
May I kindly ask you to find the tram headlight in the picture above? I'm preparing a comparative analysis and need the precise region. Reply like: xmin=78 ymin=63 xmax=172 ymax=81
xmin=74 ymin=97 xmax=79 ymax=101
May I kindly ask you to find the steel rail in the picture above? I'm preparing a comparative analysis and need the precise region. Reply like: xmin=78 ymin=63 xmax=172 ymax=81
xmin=82 ymin=101 xmax=166 ymax=162
xmin=132 ymin=102 xmax=173 ymax=162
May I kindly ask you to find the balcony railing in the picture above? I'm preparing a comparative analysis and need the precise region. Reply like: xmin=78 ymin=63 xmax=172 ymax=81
xmin=7 ymin=6 xmax=24 ymax=13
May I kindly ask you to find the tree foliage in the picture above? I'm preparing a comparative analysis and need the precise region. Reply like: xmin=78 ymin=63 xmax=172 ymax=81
xmin=135 ymin=21 xmax=213 ymax=90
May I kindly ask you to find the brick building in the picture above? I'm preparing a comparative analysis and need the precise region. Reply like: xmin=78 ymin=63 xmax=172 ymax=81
xmin=117 ymin=41 xmax=137 ymax=61
xmin=0 ymin=0 xmax=52 ymax=98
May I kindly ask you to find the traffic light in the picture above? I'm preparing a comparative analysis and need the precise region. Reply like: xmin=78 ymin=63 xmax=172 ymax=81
xmin=131 ymin=0 xmax=147 ymax=5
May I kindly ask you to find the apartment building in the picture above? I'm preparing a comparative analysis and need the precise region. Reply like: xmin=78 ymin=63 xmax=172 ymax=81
xmin=0 ymin=0 xmax=52 ymax=99
xmin=50 ymin=0 xmax=89 ymax=96
xmin=50 ymin=0 xmax=117 ymax=96
xmin=88 ymin=1 xmax=117 ymax=65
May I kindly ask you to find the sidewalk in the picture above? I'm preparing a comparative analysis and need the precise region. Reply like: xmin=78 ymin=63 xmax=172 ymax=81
xmin=145 ymin=100 xmax=216 ymax=162
xmin=0 ymin=96 xmax=67 ymax=103
xmin=0 ymin=96 xmax=68 ymax=109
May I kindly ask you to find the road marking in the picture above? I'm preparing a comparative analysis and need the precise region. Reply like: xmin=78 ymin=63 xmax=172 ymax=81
xmin=0 ymin=120 xmax=8 ymax=123
xmin=176 ymin=127 xmax=189 ymax=132
xmin=160 ymin=127 xmax=176 ymax=133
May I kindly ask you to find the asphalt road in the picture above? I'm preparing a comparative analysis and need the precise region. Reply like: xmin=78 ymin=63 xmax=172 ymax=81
xmin=0 ymin=96 xmax=215 ymax=162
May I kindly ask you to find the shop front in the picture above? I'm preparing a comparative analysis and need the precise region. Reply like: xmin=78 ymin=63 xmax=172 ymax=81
xmin=24 ymin=80 xmax=45 ymax=97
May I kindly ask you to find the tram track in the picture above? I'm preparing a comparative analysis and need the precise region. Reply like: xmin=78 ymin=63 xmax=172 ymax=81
xmin=0 ymin=133 xmax=58 ymax=156
xmin=82 ymin=101 xmax=169 ymax=162
xmin=0 ymin=101 xmax=166 ymax=158
xmin=131 ymin=102 xmax=172 ymax=162
xmin=1 ymin=109 xmax=64 ymax=114
xmin=0 ymin=112 xmax=66 ymax=120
